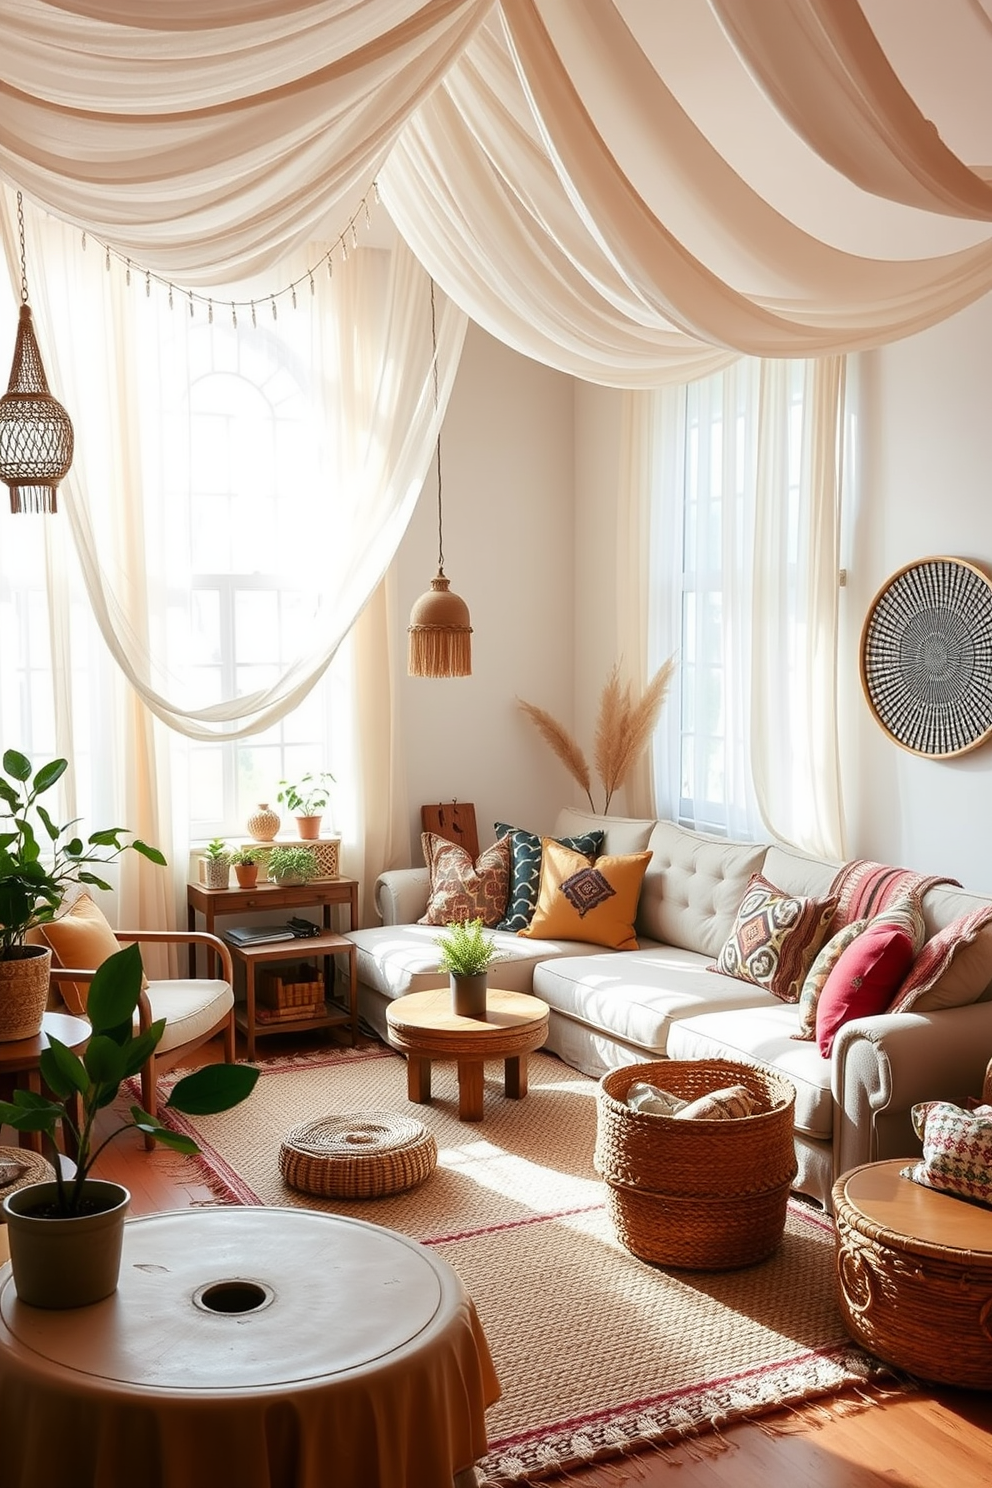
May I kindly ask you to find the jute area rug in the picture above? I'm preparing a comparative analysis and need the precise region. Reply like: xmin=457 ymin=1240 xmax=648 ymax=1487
xmin=155 ymin=1045 xmax=894 ymax=1485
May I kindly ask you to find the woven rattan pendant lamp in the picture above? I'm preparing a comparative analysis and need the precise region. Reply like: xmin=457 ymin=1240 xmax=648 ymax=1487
xmin=0 ymin=191 xmax=74 ymax=514
xmin=407 ymin=281 xmax=472 ymax=678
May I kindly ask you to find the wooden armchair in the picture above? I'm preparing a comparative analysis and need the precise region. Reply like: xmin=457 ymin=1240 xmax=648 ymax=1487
xmin=49 ymin=928 xmax=237 ymax=1148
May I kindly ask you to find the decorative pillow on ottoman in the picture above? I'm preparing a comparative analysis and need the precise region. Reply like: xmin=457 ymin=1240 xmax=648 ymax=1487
xmin=901 ymin=1100 xmax=992 ymax=1208
xmin=815 ymin=922 xmax=914 ymax=1057
xmin=519 ymin=839 xmax=651 ymax=950
xmin=494 ymin=821 xmax=604 ymax=932
xmin=711 ymin=873 xmax=838 ymax=1003
xmin=418 ymin=833 xmax=510 ymax=928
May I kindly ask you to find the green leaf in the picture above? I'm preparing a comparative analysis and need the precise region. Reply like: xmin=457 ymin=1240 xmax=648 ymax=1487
xmin=34 ymin=804 xmax=60 ymax=841
xmin=86 ymin=943 xmax=143 ymax=1035
xmin=133 ymin=840 xmax=168 ymax=866
xmin=167 ymin=1063 xmax=259 ymax=1116
xmin=129 ymin=1110 xmax=200 ymax=1155
xmin=32 ymin=758 xmax=67 ymax=793
xmin=0 ymin=1105 xmax=61 ymax=1134
xmin=83 ymin=1034 xmax=128 ymax=1087
xmin=76 ymin=871 xmax=113 ymax=891
xmin=120 ymin=1020 xmax=167 ymax=1077
xmin=39 ymin=1037 xmax=89 ymax=1098
xmin=3 ymin=749 xmax=32 ymax=781
xmin=64 ymin=837 xmax=84 ymax=856
xmin=88 ymin=828 xmax=125 ymax=848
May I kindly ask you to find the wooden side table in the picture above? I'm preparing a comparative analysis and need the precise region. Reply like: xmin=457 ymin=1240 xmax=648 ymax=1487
xmin=186 ymin=878 xmax=359 ymax=977
xmin=225 ymin=932 xmax=358 ymax=1061
xmin=385 ymin=988 xmax=549 ymax=1122
xmin=833 ymin=1158 xmax=992 ymax=1387
xmin=0 ymin=1012 xmax=90 ymax=1157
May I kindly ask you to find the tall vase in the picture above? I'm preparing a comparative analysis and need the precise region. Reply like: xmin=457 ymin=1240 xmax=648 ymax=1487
xmin=450 ymin=973 xmax=488 ymax=1020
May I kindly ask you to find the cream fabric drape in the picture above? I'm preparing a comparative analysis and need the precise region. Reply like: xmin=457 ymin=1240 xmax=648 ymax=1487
xmin=750 ymin=358 xmax=847 ymax=860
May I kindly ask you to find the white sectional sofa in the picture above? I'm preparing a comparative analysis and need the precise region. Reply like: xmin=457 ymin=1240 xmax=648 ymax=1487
xmin=345 ymin=809 xmax=992 ymax=1209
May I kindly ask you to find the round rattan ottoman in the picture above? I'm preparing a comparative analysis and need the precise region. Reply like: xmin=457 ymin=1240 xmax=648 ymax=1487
xmin=279 ymin=1112 xmax=437 ymax=1200
xmin=594 ymin=1060 xmax=797 ymax=1270
xmin=833 ymin=1159 xmax=992 ymax=1388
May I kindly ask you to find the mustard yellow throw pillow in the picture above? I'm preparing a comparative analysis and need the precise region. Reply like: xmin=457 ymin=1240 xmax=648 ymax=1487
xmin=519 ymin=839 xmax=651 ymax=950
xmin=40 ymin=891 xmax=123 ymax=1016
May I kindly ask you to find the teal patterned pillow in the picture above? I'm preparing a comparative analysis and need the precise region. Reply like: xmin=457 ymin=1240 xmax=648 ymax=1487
xmin=494 ymin=822 xmax=605 ymax=932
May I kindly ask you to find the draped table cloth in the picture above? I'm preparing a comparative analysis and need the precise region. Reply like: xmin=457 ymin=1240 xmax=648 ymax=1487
xmin=0 ymin=1206 xmax=500 ymax=1488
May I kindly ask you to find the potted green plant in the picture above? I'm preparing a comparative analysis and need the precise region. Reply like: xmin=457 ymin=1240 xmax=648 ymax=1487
xmin=434 ymin=918 xmax=506 ymax=1018
xmin=227 ymin=847 xmax=259 ymax=889
xmin=0 ymin=748 xmax=166 ymax=1044
xmin=0 ymin=941 xmax=259 ymax=1307
xmin=277 ymin=771 xmax=335 ymax=841
xmin=200 ymin=836 xmax=230 ymax=889
xmin=266 ymin=844 xmax=318 ymax=887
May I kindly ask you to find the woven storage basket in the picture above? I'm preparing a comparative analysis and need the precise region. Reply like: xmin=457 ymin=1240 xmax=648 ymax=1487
xmin=833 ymin=1169 xmax=992 ymax=1388
xmin=595 ymin=1059 xmax=797 ymax=1270
xmin=0 ymin=1146 xmax=55 ymax=1215
xmin=279 ymin=1112 xmax=437 ymax=1199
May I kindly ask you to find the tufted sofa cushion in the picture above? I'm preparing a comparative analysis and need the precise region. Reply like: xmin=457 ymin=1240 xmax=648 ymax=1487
xmin=636 ymin=821 xmax=767 ymax=959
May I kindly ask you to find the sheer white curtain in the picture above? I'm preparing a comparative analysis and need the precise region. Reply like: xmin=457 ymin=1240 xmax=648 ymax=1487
xmin=646 ymin=357 xmax=846 ymax=855
xmin=0 ymin=190 xmax=466 ymax=926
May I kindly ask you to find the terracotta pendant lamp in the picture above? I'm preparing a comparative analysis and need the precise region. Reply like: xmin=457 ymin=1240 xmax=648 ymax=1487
xmin=408 ymin=281 xmax=472 ymax=678
xmin=0 ymin=191 xmax=74 ymax=514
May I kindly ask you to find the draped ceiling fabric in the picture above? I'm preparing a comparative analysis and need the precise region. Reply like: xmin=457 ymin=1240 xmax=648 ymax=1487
xmin=2 ymin=0 xmax=992 ymax=381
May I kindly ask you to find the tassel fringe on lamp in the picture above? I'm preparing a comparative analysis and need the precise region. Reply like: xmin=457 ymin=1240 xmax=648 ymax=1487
xmin=408 ymin=281 xmax=472 ymax=678
xmin=0 ymin=191 xmax=74 ymax=514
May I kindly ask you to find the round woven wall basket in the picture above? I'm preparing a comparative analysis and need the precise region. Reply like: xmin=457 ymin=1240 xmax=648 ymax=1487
xmin=279 ymin=1112 xmax=437 ymax=1200
xmin=595 ymin=1060 xmax=797 ymax=1270
xmin=859 ymin=556 xmax=992 ymax=758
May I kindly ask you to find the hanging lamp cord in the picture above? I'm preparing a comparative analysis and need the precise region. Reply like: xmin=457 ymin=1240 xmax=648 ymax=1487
xmin=430 ymin=278 xmax=445 ymax=577
xmin=15 ymin=190 xmax=29 ymax=304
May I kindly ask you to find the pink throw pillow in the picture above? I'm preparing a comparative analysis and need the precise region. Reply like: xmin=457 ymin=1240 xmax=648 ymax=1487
xmin=815 ymin=923 xmax=914 ymax=1057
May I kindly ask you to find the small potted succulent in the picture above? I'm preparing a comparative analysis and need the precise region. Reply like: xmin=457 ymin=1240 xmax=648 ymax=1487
xmin=266 ymin=844 xmax=318 ymax=887
xmin=200 ymin=837 xmax=230 ymax=890
xmin=277 ymin=771 xmax=335 ymax=840
xmin=227 ymin=847 xmax=259 ymax=889
xmin=434 ymin=917 xmax=506 ymax=1019
xmin=0 ymin=942 xmax=259 ymax=1308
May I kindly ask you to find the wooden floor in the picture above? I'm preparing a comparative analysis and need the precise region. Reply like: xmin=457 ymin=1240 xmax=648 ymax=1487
xmin=90 ymin=1029 xmax=992 ymax=1488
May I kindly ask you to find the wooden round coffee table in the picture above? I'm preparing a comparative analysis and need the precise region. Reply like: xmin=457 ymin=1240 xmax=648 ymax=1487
xmin=385 ymin=988 xmax=549 ymax=1122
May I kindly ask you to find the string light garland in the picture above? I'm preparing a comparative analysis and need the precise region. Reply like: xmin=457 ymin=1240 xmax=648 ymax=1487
xmin=79 ymin=183 xmax=380 ymax=327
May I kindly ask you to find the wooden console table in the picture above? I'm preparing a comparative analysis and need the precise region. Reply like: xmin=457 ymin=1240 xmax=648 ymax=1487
xmin=186 ymin=877 xmax=358 ymax=976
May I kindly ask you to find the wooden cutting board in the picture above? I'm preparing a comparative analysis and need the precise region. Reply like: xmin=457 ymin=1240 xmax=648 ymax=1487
xmin=420 ymin=801 xmax=479 ymax=859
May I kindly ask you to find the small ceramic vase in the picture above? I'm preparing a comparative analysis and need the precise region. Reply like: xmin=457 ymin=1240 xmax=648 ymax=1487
xmin=247 ymin=804 xmax=280 ymax=842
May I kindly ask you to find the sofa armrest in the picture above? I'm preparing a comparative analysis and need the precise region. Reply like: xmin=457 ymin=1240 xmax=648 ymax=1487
xmin=830 ymin=1003 xmax=992 ymax=1180
xmin=374 ymin=869 xmax=430 ymax=926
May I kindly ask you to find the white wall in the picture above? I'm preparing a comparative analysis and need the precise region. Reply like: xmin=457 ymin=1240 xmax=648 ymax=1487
xmin=392 ymin=322 xmax=577 ymax=860
xmin=842 ymin=292 xmax=992 ymax=891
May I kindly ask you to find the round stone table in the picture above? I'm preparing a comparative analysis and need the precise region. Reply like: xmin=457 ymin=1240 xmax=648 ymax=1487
xmin=0 ymin=1206 xmax=499 ymax=1488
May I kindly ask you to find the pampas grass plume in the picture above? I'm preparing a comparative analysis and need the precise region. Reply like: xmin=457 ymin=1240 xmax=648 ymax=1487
xmin=517 ymin=700 xmax=595 ymax=811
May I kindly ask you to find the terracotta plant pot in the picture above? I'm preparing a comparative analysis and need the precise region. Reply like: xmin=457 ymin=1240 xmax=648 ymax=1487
xmin=295 ymin=814 xmax=322 ymax=840
xmin=233 ymin=863 xmax=258 ymax=888
xmin=0 ymin=945 xmax=52 ymax=1043
xmin=450 ymin=973 xmax=488 ymax=1020
xmin=3 ymin=1179 xmax=130 ymax=1308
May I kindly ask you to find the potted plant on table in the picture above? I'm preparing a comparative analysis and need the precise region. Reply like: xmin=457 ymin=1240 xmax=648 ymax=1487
xmin=277 ymin=771 xmax=335 ymax=841
xmin=0 ymin=942 xmax=259 ymax=1308
xmin=434 ymin=918 xmax=506 ymax=1019
xmin=227 ymin=847 xmax=259 ymax=889
xmin=200 ymin=837 xmax=230 ymax=890
xmin=266 ymin=844 xmax=318 ymax=887
xmin=0 ymin=748 xmax=166 ymax=1044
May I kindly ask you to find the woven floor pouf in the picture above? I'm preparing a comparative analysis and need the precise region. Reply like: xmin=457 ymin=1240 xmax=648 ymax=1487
xmin=279 ymin=1112 xmax=437 ymax=1199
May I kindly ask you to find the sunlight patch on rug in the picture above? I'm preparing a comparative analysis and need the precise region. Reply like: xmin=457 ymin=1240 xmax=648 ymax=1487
xmin=154 ymin=1045 xmax=897 ymax=1484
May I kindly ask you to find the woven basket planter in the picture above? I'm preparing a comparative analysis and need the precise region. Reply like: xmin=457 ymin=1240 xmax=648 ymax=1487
xmin=833 ymin=1170 xmax=992 ymax=1387
xmin=0 ymin=946 xmax=51 ymax=1043
xmin=595 ymin=1059 xmax=797 ymax=1270
xmin=279 ymin=1112 xmax=437 ymax=1200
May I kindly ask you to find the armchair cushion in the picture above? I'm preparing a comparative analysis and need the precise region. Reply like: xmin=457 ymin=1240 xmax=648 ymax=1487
xmin=38 ymin=891 xmax=145 ymax=1015
xmin=147 ymin=980 xmax=235 ymax=1054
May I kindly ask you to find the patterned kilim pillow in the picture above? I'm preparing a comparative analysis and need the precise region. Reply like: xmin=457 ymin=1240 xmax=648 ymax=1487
xmin=901 ymin=1100 xmax=992 ymax=1208
xmin=870 ymin=891 xmax=927 ymax=956
xmin=418 ymin=832 xmax=511 ymax=928
xmin=711 ymin=873 xmax=838 ymax=1003
xmin=494 ymin=822 xmax=604 ymax=932
xmin=794 ymin=918 xmax=869 ymax=1040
